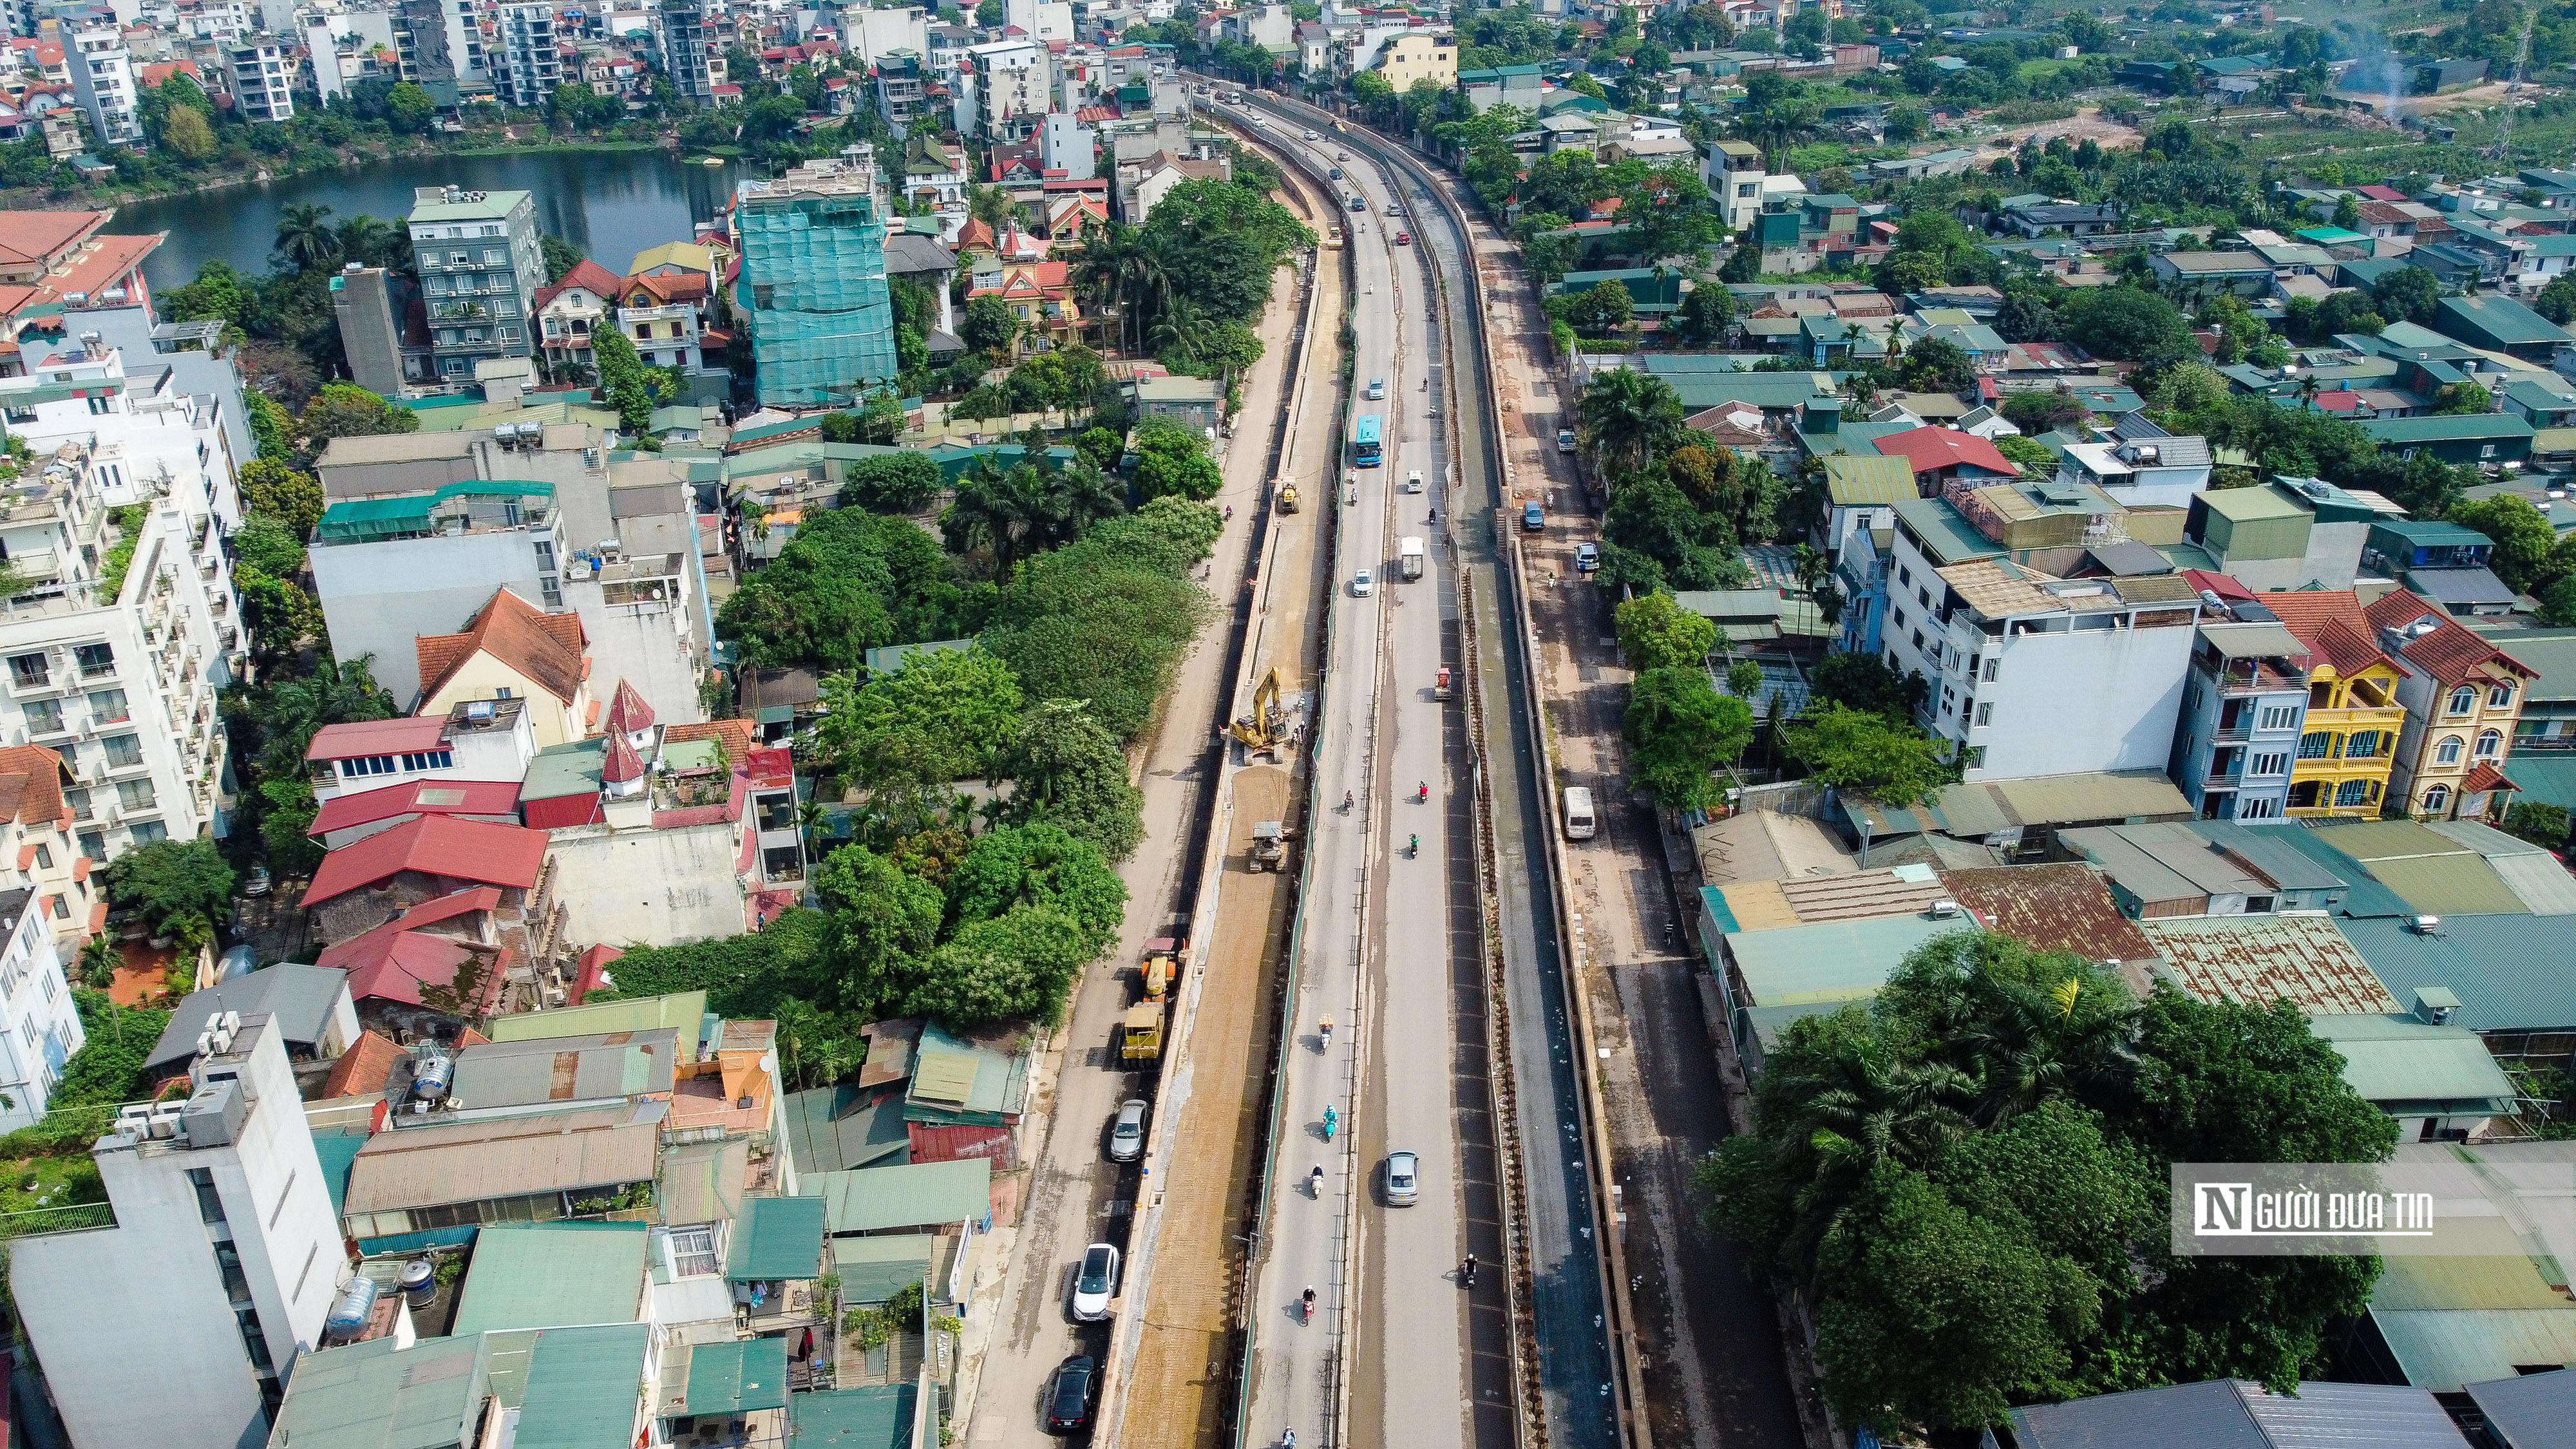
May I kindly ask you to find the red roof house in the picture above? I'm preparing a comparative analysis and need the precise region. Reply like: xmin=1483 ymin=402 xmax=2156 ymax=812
xmin=1874 ymin=426 xmax=2019 ymax=484
xmin=305 ymin=815 xmax=547 ymax=919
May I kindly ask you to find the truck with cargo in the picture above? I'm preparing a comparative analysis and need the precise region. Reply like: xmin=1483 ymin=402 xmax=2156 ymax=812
xmin=1399 ymin=536 xmax=1425 ymax=580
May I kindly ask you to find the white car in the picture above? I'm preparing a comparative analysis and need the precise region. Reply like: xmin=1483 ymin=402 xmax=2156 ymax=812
xmin=1367 ymin=377 xmax=1386 ymax=400
xmin=1403 ymin=469 xmax=1424 ymax=493
xmin=1387 ymin=202 xmax=1403 ymax=217
xmin=1071 ymin=1243 xmax=1120 ymax=1321
xmin=1352 ymin=569 xmax=1374 ymax=597
xmin=1303 ymin=128 xmax=1320 ymax=140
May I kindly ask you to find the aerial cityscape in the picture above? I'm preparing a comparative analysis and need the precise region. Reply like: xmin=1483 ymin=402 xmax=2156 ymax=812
xmin=3 ymin=1 xmax=2576 ymax=1448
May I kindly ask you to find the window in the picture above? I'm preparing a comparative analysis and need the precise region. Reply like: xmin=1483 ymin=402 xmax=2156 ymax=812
xmin=1890 ymin=607 xmax=1905 ymax=630
xmin=1911 ymin=630 xmax=1925 ymax=652
xmin=668 ymin=1226 xmax=720 ymax=1276
xmin=102 ymin=735 xmax=141 ymax=769
xmin=86 ymin=690 xmax=128 ymax=725
xmin=2424 ymin=783 xmax=2452 ymax=814
xmin=1962 ymin=746 xmax=1985 ymax=768
xmin=236 ymin=1308 xmax=272 ymax=1372
xmin=8 ymin=654 xmax=48 ymax=689
xmin=401 ymin=750 xmax=454 ymax=772
xmin=2483 ymin=444 xmax=2498 ymax=459
xmin=187 ymin=1166 xmax=225 ymax=1224
xmin=1975 ymin=702 xmax=1993 ymax=726
xmin=73 ymin=643 xmax=111 ymax=677
xmin=76 ymin=831 xmax=102 ymax=861
xmin=1981 ymin=656 xmax=1999 ymax=683
xmin=2436 ymin=735 xmax=2465 ymax=764
xmin=2450 ymin=685 xmax=2479 ymax=715
xmin=115 ymin=779 xmax=155 ymax=811
xmin=2298 ymin=731 xmax=2334 ymax=759
xmin=2251 ymin=752 xmax=2287 ymax=777
xmin=21 ymin=699 xmax=61 ymax=735
xmin=128 ymin=820 xmax=164 ymax=844
xmin=2241 ymin=795 xmax=2280 ymax=820
xmin=2347 ymin=730 xmax=2381 ymax=759
xmin=2477 ymin=729 xmax=2503 ymax=759
xmin=2491 ymin=683 xmax=2517 ymax=708
xmin=2337 ymin=778 xmax=2375 ymax=807
xmin=47 ymin=897 xmax=65 ymax=922
xmin=2260 ymin=704 xmax=2299 ymax=732
xmin=495 ymin=687 xmax=513 ymax=699
xmin=339 ymin=755 xmax=397 ymax=778
xmin=31 ymin=844 xmax=49 ymax=871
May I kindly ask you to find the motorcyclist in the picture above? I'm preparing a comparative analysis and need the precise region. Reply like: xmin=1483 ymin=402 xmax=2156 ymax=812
xmin=1343 ymin=790 xmax=1354 ymax=812
xmin=1310 ymin=1163 xmax=1324 ymax=1193
xmin=1408 ymin=833 xmax=1419 ymax=855
xmin=1462 ymin=1254 xmax=1478 ymax=1286
xmin=1417 ymin=781 xmax=1429 ymax=802
xmin=1301 ymin=1286 xmax=1316 ymax=1316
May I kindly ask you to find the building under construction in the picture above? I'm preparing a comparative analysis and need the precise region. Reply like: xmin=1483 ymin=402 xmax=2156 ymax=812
xmin=735 ymin=151 xmax=900 ymax=408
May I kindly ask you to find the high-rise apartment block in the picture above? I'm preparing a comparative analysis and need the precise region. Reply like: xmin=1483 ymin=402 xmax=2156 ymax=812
xmin=406 ymin=186 xmax=543 ymax=379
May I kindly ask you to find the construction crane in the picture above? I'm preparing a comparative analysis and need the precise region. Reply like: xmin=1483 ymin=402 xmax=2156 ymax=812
xmin=2492 ymin=6 xmax=2541 ymax=162
xmin=1226 ymin=667 xmax=1292 ymax=760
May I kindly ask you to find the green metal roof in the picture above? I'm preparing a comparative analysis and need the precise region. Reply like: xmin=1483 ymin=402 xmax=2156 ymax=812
xmin=831 ymin=1233 xmax=935 ymax=1305
xmin=904 ymin=1023 xmax=1028 ymax=1126
xmin=314 ymin=480 xmax=556 ymax=542
xmin=862 ymin=638 xmax=976 ymax=676
xmin=1821 ymin=454 xmax=1916 ymax=507
xmin=1891 ymin=497 xmax=2003 ymax=565
xmin=513 ymin=1324 xmax=649 ymax=1449
xmin=2306 ymin=1014 xmax=2517 ymax=1110
xmin=788 ymin=1387 xmax=918 ymax=1449
xmin=314 ymin=1126 xmax=368 ymax=1220
xmin=2360 ymin=414 xmax=2538 ymax=444
xmin=2199 ymin=485 xmax=2309 ymax=522
xmin=518 ymin=738 xmax=608 ymax=805
xmin=2436 ymin=292 xmax=2575 ymax=348
xmin=727 ymin=1193 xmax=828 ymax=1281
xmin=1723 ymin=916 xmax=1973 ymax=1008
xmin=486 ymin=990 xmax=709 ymax=1063
xmin=2351 ymin=852 xmax=2530 ymax=917
xmin=807 ymin=1159 xmax=993 ymax=1235
xmin=2342 ymin=913 xmax=2576 ymax=1030
xmin=267 ymin=1333 xmax=488 ymax=1449
xmin=450 ymin=1222 xmax=650 ymax=1336
xmin=781 ymin=1085 xmax=912 ymax=1175
xmin=681 ymin=1335 xmax=790 ymax=1416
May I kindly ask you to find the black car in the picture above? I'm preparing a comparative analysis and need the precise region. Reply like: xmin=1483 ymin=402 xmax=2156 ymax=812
xmin=1045 ymin=1355 xmax=1099 ymax=1434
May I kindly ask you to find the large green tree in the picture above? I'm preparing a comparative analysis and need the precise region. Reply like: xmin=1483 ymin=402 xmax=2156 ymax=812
xmin=1615 ymin=590 xmax=1719 ymax=670
xmin=1624 ymin=667 xmax=1754 ymax=808
xmin=813 ymin=646 xmax=1024 ymax=791
xmin=996 ymin=698 xmax=1145 ymax=862
xmin=1784 ymin=703 xmax=1949 ymax=806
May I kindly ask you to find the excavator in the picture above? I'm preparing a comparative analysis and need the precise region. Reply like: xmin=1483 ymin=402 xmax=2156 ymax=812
xmin=1226 ymin=667 xmax=1295 ymax=761
xmin=1278 ymin=479 xmax=1300 ymax=513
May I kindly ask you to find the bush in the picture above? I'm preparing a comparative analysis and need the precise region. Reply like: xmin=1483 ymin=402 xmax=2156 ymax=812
xmin=844 ymin=453 xmax=943 ymax=513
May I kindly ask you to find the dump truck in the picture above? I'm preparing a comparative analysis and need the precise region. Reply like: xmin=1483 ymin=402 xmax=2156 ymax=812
xmin=1278 ymin=480 xmax=1300 ymax=513
xmin=1122 ymin=1001 xmax=1164 ymax=1063
xmin=1399 ymin=536 xmax=1425 ymax=580
xmin=1248 ymin=820 xmax=1289 ymax=873
xmin=1140 ymin=937 xmax=1179 ymax=1001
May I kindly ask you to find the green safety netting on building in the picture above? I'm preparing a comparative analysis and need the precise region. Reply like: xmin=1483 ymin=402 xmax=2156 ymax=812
xmin=739 ymin=193 xmax=898 ymax=409
xmin=314 ymin=480 xmax=556 ymax=543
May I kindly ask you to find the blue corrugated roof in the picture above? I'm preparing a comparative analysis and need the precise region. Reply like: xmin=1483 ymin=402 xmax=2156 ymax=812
xmin=2339 ymin=913 xmax=2576 ymax=1031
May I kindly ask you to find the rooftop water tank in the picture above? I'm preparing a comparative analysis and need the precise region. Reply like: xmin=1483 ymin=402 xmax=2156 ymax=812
xmin=400 ymin=1259 xmax=438 ymax=1309
xmin=325 ymin=1275 xmax=379 ymax=1340
xmin=411 ymin=1050 xmax=451 ymax=1100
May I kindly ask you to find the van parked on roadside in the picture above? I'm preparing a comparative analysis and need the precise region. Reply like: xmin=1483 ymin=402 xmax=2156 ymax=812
xmin=1562 ymin=786 xmax=1596 ymax=840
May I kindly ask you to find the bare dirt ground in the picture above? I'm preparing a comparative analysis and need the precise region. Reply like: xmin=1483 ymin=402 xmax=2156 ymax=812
xmin=1976 ymin=105 xmax=2144 ymax=153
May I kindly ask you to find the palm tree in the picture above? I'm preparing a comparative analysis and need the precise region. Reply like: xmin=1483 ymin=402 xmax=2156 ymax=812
xmin=943 ymin=464 xmax=1038 ymax=574
xmin=274 ymin=203 xmax=341 ymax=272
xmin=1032 ymin=457 xmax=1126 ymax=548
xmin=1953 ymin=974 xmax=2139 ymax=1127
xmin=1578 ymin=366 xmax=1686 ymax=478
xmin=333 ymin=214 xmax=399 ymax=272
xmin=1763 ymin=1031 xmax=1973 ymax=1281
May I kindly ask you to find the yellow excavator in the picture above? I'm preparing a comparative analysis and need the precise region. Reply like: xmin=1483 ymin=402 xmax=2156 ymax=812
xmin=1278 ymin=479 xmax=1300 ymax=512
xmin=1227 ymin=668 xmax=1291 ymax=761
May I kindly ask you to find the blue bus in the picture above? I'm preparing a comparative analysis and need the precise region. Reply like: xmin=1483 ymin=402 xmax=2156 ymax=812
xmin=1353 ymin=413 xmax=1383 ymax=468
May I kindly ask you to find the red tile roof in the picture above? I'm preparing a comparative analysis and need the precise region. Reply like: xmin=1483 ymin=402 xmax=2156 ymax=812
xmin=2461 ymin=762 xmax=2519 ymax=795
xmin=309 ymin=779 xmax=524 ymax=837
xmin=303 ymin=817 xmax=547 ymax=906
xmin=416 ymin=588 xmax=588 ymax=708
xmin=533 ymin=258 xmax=622 ymax=315
xmin=319 ymin=1030 xmax=406 ymax=1099
xmin=0 ymin=745 xmax=69 ymax=828
xmin=601 ymin=731 xmax=647 ymax=784
xmin=2363 ymin=589 xmax=2539 ymax=687
xmin=307 ymin=716 xmax=451 ymax=763
xmin=605 ymin=679 xmax=654 ymax=735
xmin=571 ymin=943 xmax=623 ymax=1005
xmin=0 ymin=210 xmax=103 ymax=268
xmin=2253 ymin=589 xmax=2401 ymax=681
xmin=1874 ymin=426 xmax=2017 ymax=478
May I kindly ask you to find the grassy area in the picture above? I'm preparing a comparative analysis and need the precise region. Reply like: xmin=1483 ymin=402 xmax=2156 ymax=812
xmin=0 ymin=1152 xmax=103 ymax=1215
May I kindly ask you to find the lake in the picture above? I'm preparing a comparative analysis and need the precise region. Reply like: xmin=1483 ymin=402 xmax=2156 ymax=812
xmin=113 ymin=147 xmax=746 ymax=291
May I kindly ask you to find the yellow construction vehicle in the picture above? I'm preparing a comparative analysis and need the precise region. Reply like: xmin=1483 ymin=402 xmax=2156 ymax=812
xmin=1248 ymin=820 xmax=1289 ymax=873
xmin=1122 ymin=1001 xmax=1164 ymax=1063
xmin=1227 ymin=668 xmax=1291 ymax=759
xmin=1278 ymin=480 xmax=1300 ymax=512
xmin=1140 ymin=937 xmax=1179 ymax=1001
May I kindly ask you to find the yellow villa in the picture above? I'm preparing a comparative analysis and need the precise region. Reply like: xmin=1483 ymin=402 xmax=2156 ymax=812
xmin=2259 ymin=591 xmax=2409 ymax=819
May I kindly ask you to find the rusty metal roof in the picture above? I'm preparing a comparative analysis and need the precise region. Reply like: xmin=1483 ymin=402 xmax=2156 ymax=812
xmin=1937 ymin=864 xmax=2159 ymax=964
xmin=2139 ymin=914 xmax=2400 ymax=1014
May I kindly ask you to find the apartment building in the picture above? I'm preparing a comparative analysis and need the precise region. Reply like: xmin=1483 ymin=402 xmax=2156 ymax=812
xmin=2172 ymin=611 xmax=2312 ymax=823
xmin=958 ymin=36 xmax=1048 ymax=142
xmin=0 ymin=883 xmax=82 ymax=1132
xmin=1374 ymin=30 xmax=1455 ymax=91
xmin=64 ymin=23 xmax=138 ymax=146
xmin=656 ymin=0 xmax=724 ymax=102
xmin=876 ymin=46 xmax=929 ymax=133
xmin=489 ymin=1 xmax=562 ymax=108
xmin=13 ymin=1011 xmax=344 ymax=1449
xmin=406 ymin=185 xmax=544 ymax=379
xmin=1882 ymin=497 xmax=2201 ymax=781
xmin=2254 ymin=589 xmax=2410 ymax=819
xmin=735 ymin=156 xmax=898 ymax=408
xmin=0 ymin=345 xmax=242 ymax=858
xmin=308 ymin=478 xmax=567 ymax=707
xmin=2049 ymin=414 xmax=2213 ymax=508
xmin=225 ymin=39 xmax=291 ymax=122
xmin=1703 ymin=138 xmax=1768 ymax=232
xmin=2364 ymin=589 xmax=2538 ymax=821
xmin=305 ymin=697 xmax=538 ymax=845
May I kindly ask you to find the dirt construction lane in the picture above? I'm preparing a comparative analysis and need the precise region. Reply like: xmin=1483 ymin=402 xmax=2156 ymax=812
xmin=1127 ymin=763 xmax=1298 ymax=1449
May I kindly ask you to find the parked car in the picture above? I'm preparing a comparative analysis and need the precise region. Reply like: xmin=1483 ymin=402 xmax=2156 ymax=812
xmin=1557 ymin=429 xmax=1577 ymax=453
xmin=1044 ymin=1356 xmax=1098 ymax=1434
xmin=1352 ymin=569 xmax=1374 ymax=597
xmin=1072 ymin=1243 xmax=1120 ymax=1321
xmin=1522 ymin=501 xmax=1545 ymax=531
xmin=241 ymin=864 xmax=271 ymax=898
xmin=1385 ymin=1150 xmax=1420 ymax=1207
xmin=1574 ymin=542 xmax=1600 ymax=573
xmin=1109 ymin=1099 xmax=1148 ymax=1162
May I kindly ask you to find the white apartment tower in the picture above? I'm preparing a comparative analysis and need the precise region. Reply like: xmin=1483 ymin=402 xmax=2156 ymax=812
xmin=0 ymin=885 xmax=84 ymax=1133
xmin=12 ymin=1012 xmax=345 ymax=1449
xmin=228 ymin=40 xmax=295 ymax=122
xmin=65 ymin=25 xmax=140 ymax=147
xmin=0 ymin=338 xmax=244 ymax=859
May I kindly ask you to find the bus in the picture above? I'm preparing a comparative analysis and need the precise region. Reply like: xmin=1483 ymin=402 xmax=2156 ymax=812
xmin=1353 ymin=413 xmax=1383 ymax=468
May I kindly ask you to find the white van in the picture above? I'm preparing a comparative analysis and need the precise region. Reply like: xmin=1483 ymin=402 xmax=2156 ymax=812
xmin=1562 ymin=786 xmax=1596 ymax=840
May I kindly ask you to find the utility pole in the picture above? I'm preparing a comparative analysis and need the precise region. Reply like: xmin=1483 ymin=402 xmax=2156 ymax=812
xmin=2492 ymin=6 xmax=2540 ymax=163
